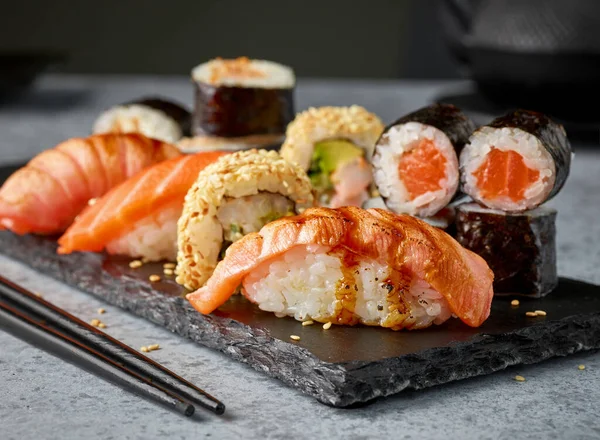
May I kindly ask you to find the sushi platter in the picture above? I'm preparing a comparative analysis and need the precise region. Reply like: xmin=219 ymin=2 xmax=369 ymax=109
xmin=1 ymin=57 xmax=600 ymax=407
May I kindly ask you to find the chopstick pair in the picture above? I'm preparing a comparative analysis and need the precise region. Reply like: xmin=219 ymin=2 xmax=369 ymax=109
xmin=0 ymin=274 xmax=225 ymax=417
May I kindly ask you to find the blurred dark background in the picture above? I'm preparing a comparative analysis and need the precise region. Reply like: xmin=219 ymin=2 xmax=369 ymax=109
xmin=0 ymin=0 xmax=461 ymax=79
xmin=1 ymin=0 xmax=599 ymax=141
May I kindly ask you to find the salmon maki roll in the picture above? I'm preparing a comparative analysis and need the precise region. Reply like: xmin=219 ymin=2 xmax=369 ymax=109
xmin=460 ymin=109 xmax=572 ymax=212
xmin=371 ymin=104 xmax=476 ymax=217
xmin=57 ymin=152 xmax=226 ymax=261
xmin=280 ymin=106 xmax=384 ymax=208
xmin=186 ymin=206 xmax=494 ymax=330
xmin=0 ymin=133 xmax=180 ymax=235
xmin=176 ymin=149 xmax=314 ymax=290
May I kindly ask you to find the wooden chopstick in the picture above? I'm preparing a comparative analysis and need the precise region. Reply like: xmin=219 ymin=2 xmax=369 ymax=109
xmin=0 ymin=274 xmax=225 ymax=416
xmin=0 ymin=298 xmax=195 ymax=417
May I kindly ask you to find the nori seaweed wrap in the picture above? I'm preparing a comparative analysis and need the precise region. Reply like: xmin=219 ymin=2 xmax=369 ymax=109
xmin=455 ymin=202 xmax=558 ymax=297
xmin=460 ymin=109 xmax=572 ymax=212
xmin=92 ymin=97 xmax=191 ymax=144
xmin=371 ymin=103 xmax=477 ymax=217
xmin=184 ymin=57 xmax=295 ymax=152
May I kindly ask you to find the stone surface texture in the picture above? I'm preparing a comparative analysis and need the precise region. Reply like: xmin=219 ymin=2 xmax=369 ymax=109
xmin=0 ymin=75 xmax=599 ymax=439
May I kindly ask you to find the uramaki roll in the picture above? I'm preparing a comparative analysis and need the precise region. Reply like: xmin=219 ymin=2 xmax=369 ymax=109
xmin=92 ymin=97 xmax=191 ymax=144
xmin=460 ymin=109 xmax=572 ymax=212
xmin=279 ymin=106 xmax=384 ymax=208
xmin=371 ymin=104 xmax=476 ymax=217
xmin=185 ymin=57 xmax=295 ymax=152
xmin=175 ymin=149 xmax=314 ymax=290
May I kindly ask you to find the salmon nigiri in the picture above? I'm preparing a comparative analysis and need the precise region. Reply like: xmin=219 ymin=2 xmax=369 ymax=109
xmin=58 ymin=151 xmax=227 ymax=261
xmin=186 ymin=206 xmax=494 ymax=330
xmin=0 ymin=133 xmax=180 ymax=235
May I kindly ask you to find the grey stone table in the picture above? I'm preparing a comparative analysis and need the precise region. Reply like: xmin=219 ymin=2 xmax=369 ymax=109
xmin=0 ymin=75 xmax=599 ymax=440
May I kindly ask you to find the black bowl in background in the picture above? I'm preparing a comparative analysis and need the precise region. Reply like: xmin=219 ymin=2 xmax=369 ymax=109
xmin=0 ymin=51 xmax=66 ymax=99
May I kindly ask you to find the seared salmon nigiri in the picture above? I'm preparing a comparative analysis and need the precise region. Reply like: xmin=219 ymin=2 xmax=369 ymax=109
xmin=0 ymin=133 xmax=180 ymax=235
xmin=187 ymin=206 xmax=495 ymax=330
xmin=57 ymin=151 xmax=226 ymax=262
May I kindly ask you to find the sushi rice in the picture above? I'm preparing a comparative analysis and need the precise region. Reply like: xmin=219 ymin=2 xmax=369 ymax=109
xmin=93 ymin=104 xmax=183 ymax=144
xmin=176 ymin=149 xmax=314 ymax=290
xmin=372 ymin=122 xmax=459 ymax=217
xmin=243 ymin=244 xmax=453 ymax=329
xmin=460 ymin=126 xmax=555 ymax=211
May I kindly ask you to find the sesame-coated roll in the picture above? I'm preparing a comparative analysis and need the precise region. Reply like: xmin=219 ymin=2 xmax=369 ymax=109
xmin=371 ymin=104 xmax=476 ymax=217
xmin=182 ymin=57 xmax=295 ymax=152
xmin=176 ymin=149 xmax=314 ymax=290
xmin=280 ymin=106 xmax=384 ymax=208
xmin=455 ymin=203 xmax=557 ymax=297
xmin=93 ymin=97 xmax=191 ymax=144
xmin=460 ymin=109 xmax=572 ymax=212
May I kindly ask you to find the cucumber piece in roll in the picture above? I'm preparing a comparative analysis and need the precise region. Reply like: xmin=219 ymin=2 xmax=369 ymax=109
xmin=280 ymin=106 xmax=384 ymax=208
xmin=371 ymin=103 xmax=476 ymax=217
xmin=176 ymin=149 xmax=314 ymax=290
xmin=460 ymin=109 xmax=572 ymax=212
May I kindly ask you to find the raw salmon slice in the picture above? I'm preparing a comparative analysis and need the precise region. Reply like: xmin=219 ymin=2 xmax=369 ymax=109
xmin=398 ymin=138 xmax=448 ymax=199
xmin=57 ymin=151 xmax=226 ymax=256
xmin=473 ymin=148 xmax=540 ymax=202
xmin=0 ymin=133 xmax=180 ymax=235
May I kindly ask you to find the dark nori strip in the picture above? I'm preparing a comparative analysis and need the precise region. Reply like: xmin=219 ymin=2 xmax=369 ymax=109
xmin=484 ymin=109 xmax=572 ymax=202
xmin=125 ymin=97 xmax=192 ymax=136
xmin=380 ymin=103 xmax=477 ymax=156
xmin=192 ymin=82 xmax=294 ymax=138
xmin=455 ymin=203 xmax=557 ymax=297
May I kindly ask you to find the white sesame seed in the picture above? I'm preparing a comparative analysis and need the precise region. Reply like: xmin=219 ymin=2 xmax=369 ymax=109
xmin=290 ymin=335 xmax=300 ymax=341
xmin=129 ymin=260 xmax=142 ymax=269
xmin=525 ymin=312 xmax=537 ymax=317
xmin=579 ymin=365 xmax=586 ymax=370
xmin=140 ymin=346 xmax=149 ymax=353
xmin=514 ymin=375 xmax=526 ymax=382
xmin=97 ymin=308 xmax=106 ymax=314
xmin=534 ymin=310 xmax=547 ymax=316
xmin=323 ymin=322 xmax=332 ymax=330
xmin=302 ymin=320 xmax=314 ymax=326
xmin=511 ymin=299 xmax=520 ymax=306
xmin=149 ymin=275 xmax=161 ymax=282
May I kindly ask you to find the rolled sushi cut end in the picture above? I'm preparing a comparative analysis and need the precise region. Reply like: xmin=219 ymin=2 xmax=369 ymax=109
xmin=280 ymin=106 xmax=384 ymax=208
xmin=372 ymin=122 xmax=460 ymax=217
xmin=191 ymin=57 xmax=295 ymax=140
xmin=93 ymin=98 xmax=191 ymax=144
xmin=460 ymin=109 xmax=572 ymax=212
xmin=455 ymin=202 xmax=557 ymax=297
xmin=176 ymin=149 xmax=314 ymax=290
xmin=460 ymin=127 xmax=555 ymax=211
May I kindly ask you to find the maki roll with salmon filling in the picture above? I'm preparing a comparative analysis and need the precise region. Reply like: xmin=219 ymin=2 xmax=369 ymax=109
xmin=93 ymin=97 xmax=191 ymax=144
xmin=182 ymin=57 xmax=295 ymax=152
xmin=176 ymin=149 xmax=314 ymax=290
xmin=460 ymin=110 xmax=572 ymax=212
xmin=371 ymin=104 xmax=476 ymax=217
xmin=280 ymin=106 xmax=384 ymax=207
xmin=455 ymin=203 xmax=557 ymax=297
xmin=186 ymin=207 xmax=494 ymax=330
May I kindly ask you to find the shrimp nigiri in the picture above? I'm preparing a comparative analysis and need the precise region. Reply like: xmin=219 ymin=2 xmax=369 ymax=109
xmin=186 ymin=206 xmax=494 ymax=330
xmin=0 ymin=133 xmax=180 ymax=235
xmin=57 ymin=151 xmax=227 ymax=261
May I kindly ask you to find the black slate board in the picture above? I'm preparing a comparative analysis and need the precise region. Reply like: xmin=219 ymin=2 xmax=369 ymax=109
xmin=1 ymin=231 xmax=600 ymax=407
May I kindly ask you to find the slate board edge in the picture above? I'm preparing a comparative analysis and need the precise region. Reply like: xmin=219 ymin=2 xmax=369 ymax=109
xmin=2 ymin=232 xmax=600 ymax=408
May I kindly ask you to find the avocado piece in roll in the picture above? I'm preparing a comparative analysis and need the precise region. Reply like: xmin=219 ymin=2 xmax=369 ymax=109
xmin=280 ymin=106 xmax=384 ymax=208
xmin=176 ymin=149 xmax=314 ymax=290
